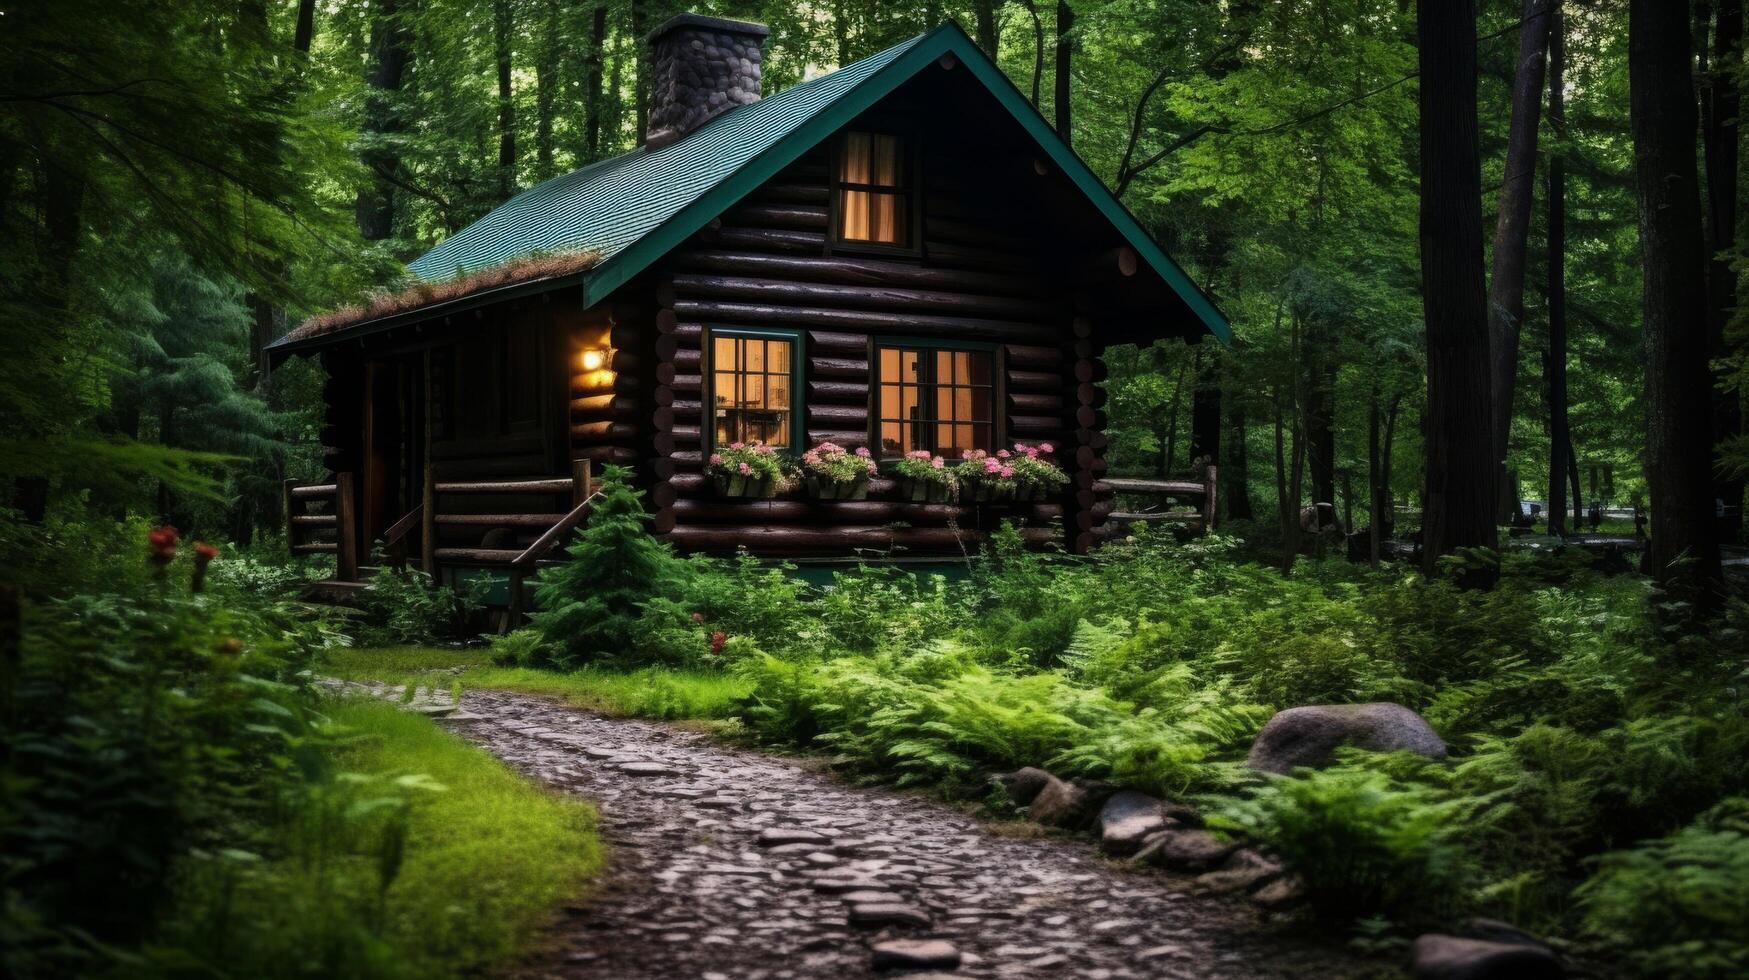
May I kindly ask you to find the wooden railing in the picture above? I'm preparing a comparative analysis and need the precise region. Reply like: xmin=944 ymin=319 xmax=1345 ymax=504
xmin=283 ymin=473 xmax=358 ymax=581
xmin=1099 ymin=464 xmax=1218 ymax=536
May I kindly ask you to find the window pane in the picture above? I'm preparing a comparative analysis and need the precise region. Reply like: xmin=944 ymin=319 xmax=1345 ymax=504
xmin=882 ymin=421 xmax=903 ymax=457
xmin=841 ymin=131 xmax=871 ymax=184
xmin=714 ymin=336 xmax=736 ymax=372
xmin=839 ymin=189 xmax=871 ymax=241
xmin=872 ymin=134 xmax=900 ymax=186
xmin=901 ymin=350 xmax=921 ymax=383
xmin=867 ymin=192 xmax=904 ymax=245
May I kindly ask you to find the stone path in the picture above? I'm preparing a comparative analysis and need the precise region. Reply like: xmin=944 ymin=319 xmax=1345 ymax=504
xmin=438 ymin=689 xmax=1365 ymax=980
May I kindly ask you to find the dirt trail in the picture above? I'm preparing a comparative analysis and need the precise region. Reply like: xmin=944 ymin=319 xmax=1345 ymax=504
xmin=443 ymin=689 xmax=1366 ymax=980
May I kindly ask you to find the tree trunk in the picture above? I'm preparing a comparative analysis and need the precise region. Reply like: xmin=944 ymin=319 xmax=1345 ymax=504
xmin=356 ymin=0 xmax=409 ymax=242
xmin=1418 ymin=0 xmax=1499 ymax=574
xmin=1190 ymin=344 xmax=1221 ymax=473
xmin=1547 ymin=4 xmax=1570 ymax=538
xmin=633 ymin=0 xmax=650 ymax=142
xmin=294 ymin=0 xmax=317 ymax=54
xmin=1160 ymin=358 xmax=1188 ymax=478
xmin=1701 ymin=0 xmax=1745 ymax=539
xmin=1305 ymin=319 xmax=1336 ymax=509
xmin=534 ymin=0 xmax=560 ymax=183
xmin=1487 ymin=0 xmax=1554 ymax=515
xmin=1228 ymin=395 xmax=1254 ymax=520
xmin=1368 ymin=386 xmax=1382 ymax=563
xmin=1054 ymin=1 xmax=1073 ymax=142
xmin=1629 ymin=0 xmax=1724 ymax=594
xmin=583 ymin=3 xmax=608 ymax=159
xmin=973 ymin=0 xmax=1000 ymax=56
xmin=1023 ymin=1 xmax=1044 ymax=106
xmin=495 ymin=0 xmax=517 ymax=200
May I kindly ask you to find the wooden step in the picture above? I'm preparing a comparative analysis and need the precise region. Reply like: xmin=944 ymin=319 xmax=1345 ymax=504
xmin=1102 ymin=478 xmax=1206 ymax=496
xmin=1109 ymin=511 xmax=1203 ymax=523
xmin=290 ymin=514 xmax=336 ymax=526
xmin=434 ymin=477 xmax=572 ymax=494
xmin=433 ymin=513 xmax=564 ymax=527
xmin=433 ymin=547 xmax=526 ymax=563
xmin=290 ymin=483 xmax=338 ymax=498
xmin=291 ymin=542 xmax=338 ymax=554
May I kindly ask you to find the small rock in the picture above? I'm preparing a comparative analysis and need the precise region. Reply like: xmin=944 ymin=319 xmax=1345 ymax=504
xmin=848 ymin=903 xmax=932 ymax=928
xmin=1027 ymin=773 xmax=1095 ymax=827
xmin=758 ymin=827 xmax=831 ymax=847
xmin=839 ymin=889 xmax=905 ymax=904
xmin=1251 ymin=874 xmax=1306 ymax=909
xmin=871 ymin=938 xmax=961 ymax=971
xmin=1192 ymin=848 xmax=1284 ymax=894
xmin=617 ymin=761 xmax=681 ymax=777
xmin=1411 ymin=934 xmax=1564 ymax=980
xmin=1247 ymin=703 xmax=1447 ymax=774
xmin=1131 ymin=828 xmax=1236 ymax=872
xmin=1097 ymin=790 xmax=1168 ymax=855
xmin=995 ymin=766 xmax=1055 ymax=805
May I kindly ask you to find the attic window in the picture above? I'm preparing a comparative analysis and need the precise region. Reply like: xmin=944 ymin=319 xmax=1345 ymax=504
xmin=835 ymin=131 xmax=911 ymax=248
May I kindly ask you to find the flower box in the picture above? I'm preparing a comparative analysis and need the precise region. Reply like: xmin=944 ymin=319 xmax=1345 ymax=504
xmin=962 ymin=481 xmax=1016 ymax=504
xmin=1011 ymin=483 xmax=1053 ymax=503
xmin=898 ymin=475 xmax=957 ymax=504
xmin=712 ymin=472 xmax=779 ymax=499
xmin=805 ymin=474 xmax=869 ymax=500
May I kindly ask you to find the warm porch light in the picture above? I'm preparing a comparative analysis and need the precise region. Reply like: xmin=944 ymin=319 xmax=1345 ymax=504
xmin=580 ymin=347 xmax=610 ymax=371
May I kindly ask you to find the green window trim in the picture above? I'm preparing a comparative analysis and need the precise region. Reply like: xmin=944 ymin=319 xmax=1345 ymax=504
xmin=869 ymin=336 xmax=1003 ymax=460
xmin=703 ymin=326 xmax=806 ymax=454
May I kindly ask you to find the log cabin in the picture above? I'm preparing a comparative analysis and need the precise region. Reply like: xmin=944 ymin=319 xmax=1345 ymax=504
xmin=267 ymin=15 xmax=1230 ymax=601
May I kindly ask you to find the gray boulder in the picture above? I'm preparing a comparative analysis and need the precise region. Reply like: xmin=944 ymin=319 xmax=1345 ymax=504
xmin=1411 ymin=934 xmax=1563 ymax=980
xmin=997 ymin=767 xmax=1108 ymax=828
xmin=1247 ymin=703 xmax=1447 ymax=774
xmin=1098 ymin=790 xmax=1170 ymax=854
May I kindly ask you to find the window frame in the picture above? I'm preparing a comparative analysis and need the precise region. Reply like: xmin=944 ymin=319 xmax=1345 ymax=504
xmin=827 ymin=125 xmax=924 ymax=258
xmin=868 ymin=336 xmax=1004 ymax=461
xmin=703 ymin=325 xmax=806 ymax=455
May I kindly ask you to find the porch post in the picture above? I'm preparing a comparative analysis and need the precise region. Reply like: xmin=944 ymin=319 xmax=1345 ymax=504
xmin=334 ymin=471 xmax=359 ymax=582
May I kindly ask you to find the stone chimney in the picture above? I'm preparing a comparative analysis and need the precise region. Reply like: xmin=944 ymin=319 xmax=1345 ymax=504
xmin=644 ymin=13 xmax=770 ymax=150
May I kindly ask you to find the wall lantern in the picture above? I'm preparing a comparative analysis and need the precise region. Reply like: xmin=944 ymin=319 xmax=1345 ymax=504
xmin=580 ymin=347 xmax=612 ymax=372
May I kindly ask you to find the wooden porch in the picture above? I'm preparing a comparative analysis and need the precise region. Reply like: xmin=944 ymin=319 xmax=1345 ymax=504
xmin=288 ymin=459 xmax=600 ymax=619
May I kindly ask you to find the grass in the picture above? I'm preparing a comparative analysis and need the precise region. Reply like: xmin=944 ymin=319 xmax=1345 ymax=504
xmin=323 ymin=646 xmax=753 ymax=721
xmin=163 ymin=699 xmax=602 ymax=978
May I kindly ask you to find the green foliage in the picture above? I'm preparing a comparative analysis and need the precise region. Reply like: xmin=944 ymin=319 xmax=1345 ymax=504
xmin=527 ymin=467 xmax=688 ymax=668
xmin=353 ymin=567 xmax=481 ymax=647
xmin=156 ymin=700 xmax=602 ymax=979
xmin=1577 ymin=799 xmax=1749 ymax=979
xmin=1215 ymin=759 xmax=1484 ymax=925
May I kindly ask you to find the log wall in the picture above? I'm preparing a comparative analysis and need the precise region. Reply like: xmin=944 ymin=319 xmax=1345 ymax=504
xmin=645 ymin=142 xmax=1108 ymax=556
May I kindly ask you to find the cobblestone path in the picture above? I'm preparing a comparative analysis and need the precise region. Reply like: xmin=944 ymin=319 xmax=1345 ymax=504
xmin=444 ymin=689 xmax=1365 ymax=980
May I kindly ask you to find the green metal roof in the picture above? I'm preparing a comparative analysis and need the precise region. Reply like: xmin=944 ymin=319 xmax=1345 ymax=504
xmin=406 ymin=23 xmax=1230 ymax=344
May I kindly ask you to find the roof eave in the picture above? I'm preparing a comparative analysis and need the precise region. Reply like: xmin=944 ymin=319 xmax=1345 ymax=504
xmin=266 ymin=271 xmax=591 ymax=362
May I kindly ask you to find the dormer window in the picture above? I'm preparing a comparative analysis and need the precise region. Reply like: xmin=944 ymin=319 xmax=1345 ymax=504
xmin=834 ymin=130 xmax=912 ymax=249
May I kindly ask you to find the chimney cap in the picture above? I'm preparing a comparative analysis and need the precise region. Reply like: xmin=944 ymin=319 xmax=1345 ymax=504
xmin=646 ymin=13 xmax=770 ymax=45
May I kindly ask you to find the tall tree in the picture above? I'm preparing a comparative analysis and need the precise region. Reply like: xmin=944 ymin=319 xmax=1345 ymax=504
xmin=1700 ymin=0 xmax=1745 ymax=538
xmin=1189 ymin=344 xmax=1221 ymax=476
xmin=1418 ymin=0 xmax=1498 ymax=572
xmin=534 ymin=0 xmax=561 ymax=183
xmin=1487 ymin=0 xmax=1554 ymax=515
xmin=1628 ymin=0 xmax=1724 ymax=592
xmin=973 ymin=0 xmax=1001 ymax=56
xmin=1546 ymin=3 xmax=1571 ymax=537
xmin=357 ymin=0 xmax=410 ymax=242
xmin=583 ymin=3 xmax=609 ymax=160
xmin=495 ymin=0 xmax=518 ymax=200
xmin=1055 ymin=1 xmax=1073 ymax=141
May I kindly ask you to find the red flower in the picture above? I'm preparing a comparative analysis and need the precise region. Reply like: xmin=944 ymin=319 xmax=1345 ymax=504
xmin=710 ymin=631 xmax=727 ymax=653
xmin=148 ymin=526 xmax=178 ymax=564
xmin=194 ymin=542 xmax=220 ymax=561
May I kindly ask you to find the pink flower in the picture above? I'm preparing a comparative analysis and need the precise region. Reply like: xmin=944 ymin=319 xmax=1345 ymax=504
xmin=710 ymin=631 xmax=727 ymax=653
xmin=148 ymin=525 xmax=178 ymax=565
xmin=1000 ymin=466 xmax=1015 ymax=478
xmin=997 ymin=449 xmax=1011 ymax=459
xmin=738 ymin=461 xmax=752 ymax=475
xmin=1023 ymin=446 xmax=1040 ymax=458
xmin=864 ymin=459 xmax=878 ymax=472
xmin=691 ymin=611 xmax=706 ymax=623
xmin=984 ymin=459 xmax=1001 ymax=473
xmin=709 ymin=453 xmax=724 ymax=466
xmin=855 ymin=447 xmax=871 ymax=458
xmin=756 ymin=443 xmax=775 ymax=455
xmin=931 ymin=458 xmax=945 ymax=469
xmin=1039 ymin=442 xmax=1055 ymax=454
xmin=730 ymin=441 xmax=745 ymax=450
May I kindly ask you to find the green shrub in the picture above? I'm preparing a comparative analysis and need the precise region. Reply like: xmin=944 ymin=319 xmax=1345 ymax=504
xmin=1215 ymin=759 xmax=1484 ymax=925
xmin=528 ymin=466 xmax=688 ymax=667
xmin=1577 ymin=799 xmax=1749 ymax=979
xmin=352 ymin=567 xmax=480 ymax=647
